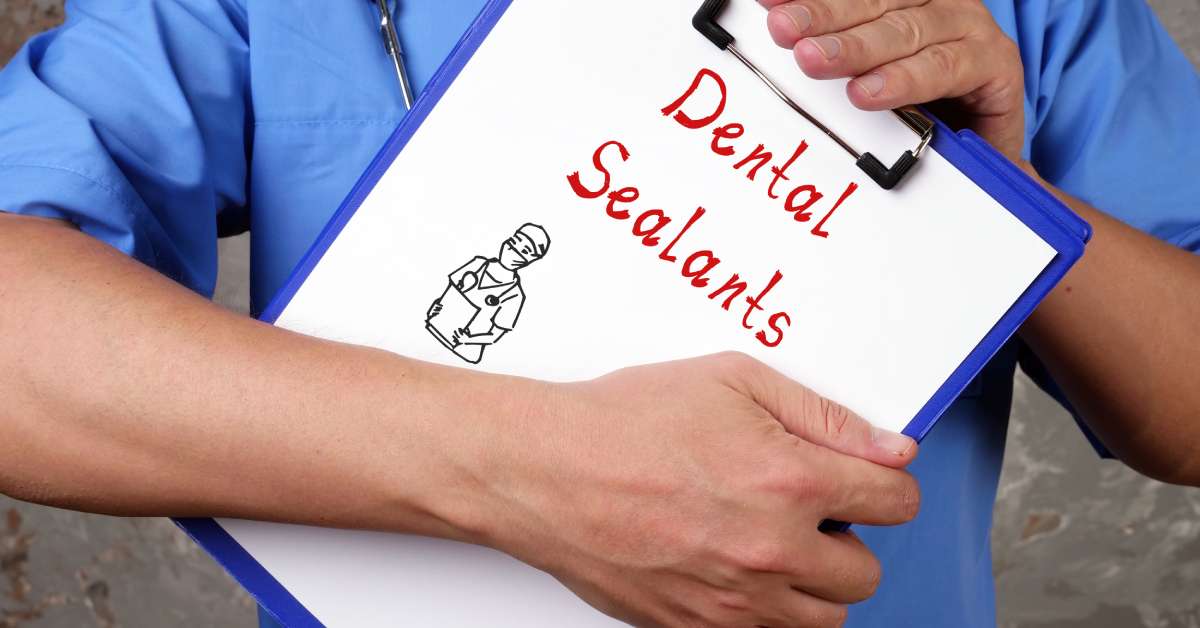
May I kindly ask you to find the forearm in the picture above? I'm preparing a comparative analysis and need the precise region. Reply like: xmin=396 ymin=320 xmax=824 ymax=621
xmin=0 ymin=214 xmax=529 ymax=540
xmin=0 ymin=215 xmax=929 ymax=624
xmin=1018 ymin=166 xmax=1200 ymax=485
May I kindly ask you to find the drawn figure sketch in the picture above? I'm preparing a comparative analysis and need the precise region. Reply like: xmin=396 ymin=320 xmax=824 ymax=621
xmin=426 ymin=224 xmax=551 ymax=364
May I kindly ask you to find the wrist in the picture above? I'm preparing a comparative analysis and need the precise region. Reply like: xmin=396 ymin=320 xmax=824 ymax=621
xmin=374 ymin=359 xmax=559 ymax=552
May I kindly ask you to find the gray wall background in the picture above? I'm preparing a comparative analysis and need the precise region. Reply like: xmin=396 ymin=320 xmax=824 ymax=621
xmin=1 ymin=1 xmax=1198 ymax=626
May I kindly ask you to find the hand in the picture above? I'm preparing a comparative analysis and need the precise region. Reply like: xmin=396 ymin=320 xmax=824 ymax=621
xmin=481 ymin=353 xmax=919 ymax=627
xmin=761 ymin=0 xmax=1026 ymax=161
xmin=428 ymin=301 xmax=443 ymax=318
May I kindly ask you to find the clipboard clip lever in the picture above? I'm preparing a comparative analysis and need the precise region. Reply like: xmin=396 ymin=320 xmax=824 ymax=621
xmin=693 ymin=0 xmax=934 ymax=190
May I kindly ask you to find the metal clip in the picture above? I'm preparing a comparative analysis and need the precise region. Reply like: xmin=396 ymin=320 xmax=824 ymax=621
xmin=693 ymin=0 xmax=934 ymax=190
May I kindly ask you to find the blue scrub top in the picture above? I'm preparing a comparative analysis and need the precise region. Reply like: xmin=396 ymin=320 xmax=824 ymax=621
xmin=1 ymin=2 xmax=1197 ymax=627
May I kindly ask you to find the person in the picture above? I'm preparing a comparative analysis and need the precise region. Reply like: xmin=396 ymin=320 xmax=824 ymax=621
xmin=426 ymin=223 xmax=550 ymax=364
xmin=0 ymin=1 xmax=1196 ymax=627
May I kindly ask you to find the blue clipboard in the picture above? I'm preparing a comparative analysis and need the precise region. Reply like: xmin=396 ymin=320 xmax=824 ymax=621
xmin=176 ymin=1 xmax=1090 ymax=625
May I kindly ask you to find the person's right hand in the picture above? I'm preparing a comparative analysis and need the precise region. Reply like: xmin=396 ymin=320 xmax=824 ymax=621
xmin=477 ymin=353 xmax=919 ymax=628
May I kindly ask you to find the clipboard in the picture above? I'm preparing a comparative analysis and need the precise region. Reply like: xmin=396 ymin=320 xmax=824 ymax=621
xmin=175 ymin=1 xmax=1090 ymax=625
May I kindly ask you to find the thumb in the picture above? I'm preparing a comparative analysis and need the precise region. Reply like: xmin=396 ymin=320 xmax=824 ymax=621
xmin=732 ymin=355 xmax=917 ymax=468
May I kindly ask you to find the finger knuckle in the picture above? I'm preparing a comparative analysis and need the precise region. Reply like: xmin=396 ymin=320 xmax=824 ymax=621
xmin=897 ymin=475 xmax=922 ymax=521
xmin=713 ymin=350 xmax=756 ymax=372
xmin=997 ymin=34 xmax=1023 ymax=70
xmin=800 ymin=602 xmax=849 ymax=628
xmin=862 ymin=555 xmax=883 ymax=598
xmin=701 ymin=601 xmax=746 ymax=628
xmin=805 ymin=2 xmax=837 ymax=31
xmin=771 ymin=456 xmax=828 ymax=502
xmin=864 ymin=0 xmax=890 ymax=20
xmin=836 ymin=33 xmax=868 ymax=65
xmin=888 ymin=61 xmax=917 ymax=92
xmin=689 ymin=545 xmax=744 ymax=592
xmin=711 ymin=588 xmax=753 ymax=614
xmin=755 ymin=461 xmax=799 ymax=497
xmin=957 ymin=0 xmax=988 ymax=20
xmin=735 ymin=539 xmax=791 ymax=573
xmin=925 ymin=43 xmax=960 ymax=80
xmin=666 ymin=597 xmax=712 ymax=628
xmin=801 ymin=389 xmax=849 ymax=437
xmin=882 ymin=10 xmax=924 ymax=51
xmin=826 ymin=603 xmax=851 ymax=627
xmin=1000 ymin=33 xmax=1020 ymax=55
xmin=813 ymin=395 xmax=852 ymax=438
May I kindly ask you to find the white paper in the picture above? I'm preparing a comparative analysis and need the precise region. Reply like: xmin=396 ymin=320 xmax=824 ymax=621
xmin=219 ymin=1 xmax=1058 ymax=625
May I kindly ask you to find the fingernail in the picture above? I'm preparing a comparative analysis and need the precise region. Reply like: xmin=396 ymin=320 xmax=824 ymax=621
xmin=804 ymin=36 xmax=840 ymax=61
xmin=853 ymin=72 xmax=886 ymax=96
xmin=872 ymin=426 xmax=916 ymax=456
xmin=781 ymin=5 xmax=812 ymax=35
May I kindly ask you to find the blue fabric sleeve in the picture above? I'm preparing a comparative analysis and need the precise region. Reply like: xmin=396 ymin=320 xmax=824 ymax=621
xmin=1027 ymin=0 xmax=1200 ymax=248
xmin=1017 ymin=0 xmax=1200 ymax=456
xmin=0 ymin=0 xmax=251 ymax=295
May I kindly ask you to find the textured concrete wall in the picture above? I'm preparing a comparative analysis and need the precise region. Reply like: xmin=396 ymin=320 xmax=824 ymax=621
xmin=2 ymin=1 xmax=1199 ymax=627
xmin=0 ymin=0 xmax=60 ymax=61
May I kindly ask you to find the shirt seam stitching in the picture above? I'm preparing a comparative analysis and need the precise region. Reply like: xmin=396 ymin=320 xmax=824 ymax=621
xmin=0 ymin=162 xmax=160 ymax=265
xmin=0 ymin=162 xmax=131 ymax=204
xmin=253 ymin=119 xmax=401 ymax=127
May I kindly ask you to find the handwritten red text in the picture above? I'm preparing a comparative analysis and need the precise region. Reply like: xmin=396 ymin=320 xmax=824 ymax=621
xmin=568 ymin=140 xmax=793 ymax=348
xmin=661 ymin=68 xmax=860 ymax=239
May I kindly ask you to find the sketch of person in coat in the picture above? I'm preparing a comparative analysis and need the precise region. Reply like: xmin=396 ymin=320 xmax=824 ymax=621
xmin=426 ymin=223 xmax=551 ymax=364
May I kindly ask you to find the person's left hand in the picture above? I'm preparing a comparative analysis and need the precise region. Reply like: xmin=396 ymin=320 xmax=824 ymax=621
xmin=760 ymin=0 xmax=1026 ymax=162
